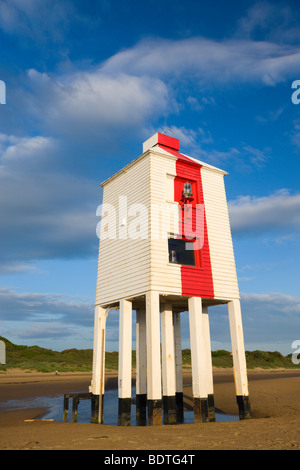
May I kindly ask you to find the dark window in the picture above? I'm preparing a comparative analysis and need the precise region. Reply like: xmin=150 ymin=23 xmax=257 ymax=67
xmin=168 ymin=238 xmax=196 ymax=266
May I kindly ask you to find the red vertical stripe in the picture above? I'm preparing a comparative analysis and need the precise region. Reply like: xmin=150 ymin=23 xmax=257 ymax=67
xmin=157 ymin=143 xmax=214 ymax=298
xmin=175 ymin=159 xmax=214 ymax=299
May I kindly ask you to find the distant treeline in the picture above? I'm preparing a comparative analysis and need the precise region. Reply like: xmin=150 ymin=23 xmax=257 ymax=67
xmin=0 ymin=336 xmax=299 ymax=373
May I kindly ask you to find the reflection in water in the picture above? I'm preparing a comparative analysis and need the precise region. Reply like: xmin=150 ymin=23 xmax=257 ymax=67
xmin=1 ymin=387 xmax=239 ymax=425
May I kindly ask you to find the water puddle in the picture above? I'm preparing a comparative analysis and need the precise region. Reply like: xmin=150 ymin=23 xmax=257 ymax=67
xmin=1 ymin=387 xmax=238 ymax=424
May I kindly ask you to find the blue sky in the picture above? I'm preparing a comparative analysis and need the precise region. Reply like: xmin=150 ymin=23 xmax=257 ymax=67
xmin=0 ymin=0 xmax=300 ymax=355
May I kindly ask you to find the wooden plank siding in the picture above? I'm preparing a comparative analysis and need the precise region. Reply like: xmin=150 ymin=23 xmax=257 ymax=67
xmin=200 ymin=167 xmax=240 ymax=300
xmin=148 ymin=152 xmax=181 ymax=295
xmin=95 ymin=154 xmax=152 ymax=305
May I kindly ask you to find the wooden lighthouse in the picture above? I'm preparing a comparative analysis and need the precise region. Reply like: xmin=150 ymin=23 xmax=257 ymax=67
xmin=89 ymin=132 xmax=251 ymax=425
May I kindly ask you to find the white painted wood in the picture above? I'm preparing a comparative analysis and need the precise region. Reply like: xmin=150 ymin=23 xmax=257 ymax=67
xmin=143 ymin=133 xmax=159 ymax=153
xmin=201 ymin=166 xmax=240 ymax=300
xmin=202 ymin=306 xmax=214 ymax=396
xmin=136 ymin=309 xmax=147 ymax=396
xmin=201 ymin=167 xmax=239 ymax=299
xmin=228 ymin=299 xmax=249 ymax=396
xmin=118 ymin=300 xmax=132 ymax=399
xmin=166 ymin=174 xmax=175 ymax=202
xmin=161 ymin=304 xmax=176 ymax=397
xmin=173 ymin=312 xmax=183 ymax=394
xmin=96 ymin=154 xmax=151 ymax=305
xmin=90 ymin=306 xmax=107 ymax=396
xmin=146 ymin=291 xmax=162 ymax=400
xmin=149 ymin=154 xmax=181 ymax=294
xmin=188 ymin=297 xmax=208 ymax=399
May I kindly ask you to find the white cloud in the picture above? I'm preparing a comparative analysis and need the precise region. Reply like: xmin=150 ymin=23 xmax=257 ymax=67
xmin=207 ymin=291 xmax=300 ymax=354
xmin=0 ymin=286 xmax=95 ymax=349
xmin=0 ymin=287 xmax=93 ymax=323
xmin=236 ymin=2 xmax=300 ymax=44
xmin=102 ymin=36 xmax=300 ymax=87
xmin=0 ymin=133 xmax=55 ymax=166
xmin=16 ymin=33 xmax=300 ymax=147
xmin=25 ymin=68 xmax=170 ymax=145
xmin=240 ymin=292 xmax=300 ymax=352
xmin=0 ymin=133 xmax=99 ymax=265
xmin=228 ymin=189 xmax=300 ymax=234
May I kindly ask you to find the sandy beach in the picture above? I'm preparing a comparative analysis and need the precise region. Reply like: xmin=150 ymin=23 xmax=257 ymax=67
xmin=0 ymin=368 xmax=299 ymax=450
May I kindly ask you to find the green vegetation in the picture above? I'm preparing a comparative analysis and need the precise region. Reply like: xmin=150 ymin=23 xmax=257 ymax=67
xmin=0 ymin=336 xmax=299 ymax=373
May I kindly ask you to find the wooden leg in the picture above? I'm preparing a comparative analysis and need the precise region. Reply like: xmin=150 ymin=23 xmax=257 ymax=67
xmin=118 ymin=299 xmax=132 ymax=426
xmin=136 ymin=308 xmax=147 ymax=425
xmin=161 ymin=304 xmax=176 ymax=424
xmin=188 ymin=297 xmax=209 ymax=423
xmin=173 ymin=311 xmax=184 ymax=423
xmin=146 ymin=291 xmax=162 ymax=425
xmin=228 ymin=299 xmax=251 ymax=419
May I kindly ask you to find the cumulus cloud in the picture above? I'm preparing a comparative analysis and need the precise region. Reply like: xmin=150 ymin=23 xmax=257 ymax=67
xmin=0 ymin=286 xmax=95 ymax=349
xmin=0 ymin=287 xmax=93 ymax=323
xmin=102 ymin=36 xmax=300 ymax=87
xmin=204 ymin=291 xmax=300 ymax=354
xmin=228 ymin=189 xmax=300 ymax=234
xmin=239 ymin=292 xmax=300 ymax=352
xmin=0 ymin=286 xmax=121 ymax=350
xmin=14 ymin=29 xmax=300 ymax=149
xmin=25 ymin=68 xmax=170 ymax=146
xmin=0 ymin=133 xmax=100 ymax=265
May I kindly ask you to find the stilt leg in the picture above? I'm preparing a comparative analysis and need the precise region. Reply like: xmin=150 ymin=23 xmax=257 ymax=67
xmin=146 ymin=291 xmax=162 ymax=425
xmin=202 ymin=306 xmax=215 ymax=422
xmin=188 ymin=297 xmax=209 ymax=423
xmin=161 ymin=304 xmax=177 ymax=425
xmin=136 ymin=308 xmax=147 ymax=425
xmin=63 ymin=394 xmax=69 ymax=422
xmin=118 ymin=299 xmax=132 ymax=426
xmin=90 ymin=306 xmax=107 ymax=423
xmin=228 ymin=299 xmax=251 ymax=420
xmin=173 ymin=311 xmax=184 ymax=423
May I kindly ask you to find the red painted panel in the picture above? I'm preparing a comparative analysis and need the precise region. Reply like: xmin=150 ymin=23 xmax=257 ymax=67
xmin=157 ymin=133 xmax=180 ymax=151
xmin=174 ymin=159 xmax=214 ymax=299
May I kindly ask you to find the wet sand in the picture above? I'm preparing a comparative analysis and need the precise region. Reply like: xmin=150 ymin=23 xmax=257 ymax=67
xmin=0 ymin=368 xmax=299 ymax=450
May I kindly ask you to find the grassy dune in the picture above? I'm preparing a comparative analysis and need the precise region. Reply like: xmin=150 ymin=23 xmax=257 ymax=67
xmin=0 ymin=336 xmax=299 ymax=373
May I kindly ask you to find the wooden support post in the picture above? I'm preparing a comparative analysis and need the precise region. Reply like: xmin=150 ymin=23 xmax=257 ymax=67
xmin=118 ymin=299 xmax=132 ymax=426
xmin=161 ymin=304 xmax=176 ymax=425
xmin=173 ymin=311 xmax=184 ymax=423
xmin=188 ymin=297 xmax=209 ymax=423
xmin=91 ymin=395 xmax=100 ymax=424
xmin=146 ymin=291 xmax=162 ymax=425
xmin=90 ymin=305 xmax=107 ymax=423
xmin=63 ymin=394 xmax=69 ymax=422
xmin=228 ymin=299 xmax=251 ymax=420
xmin=72 ymin=396 xmax=79 ymax=423
xmin=136 ymin=308 xmax=147 ymax=425
xmin=202 ymin=306 xmax=215 ymax=422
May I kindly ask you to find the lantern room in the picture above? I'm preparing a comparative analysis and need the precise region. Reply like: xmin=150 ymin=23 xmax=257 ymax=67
xmin=89 ymin=132 xmax=251 ymax=425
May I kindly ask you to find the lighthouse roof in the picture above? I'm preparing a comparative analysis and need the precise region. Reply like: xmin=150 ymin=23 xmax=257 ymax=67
xmin=100 ymin=132 xmax=227 ymax=187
